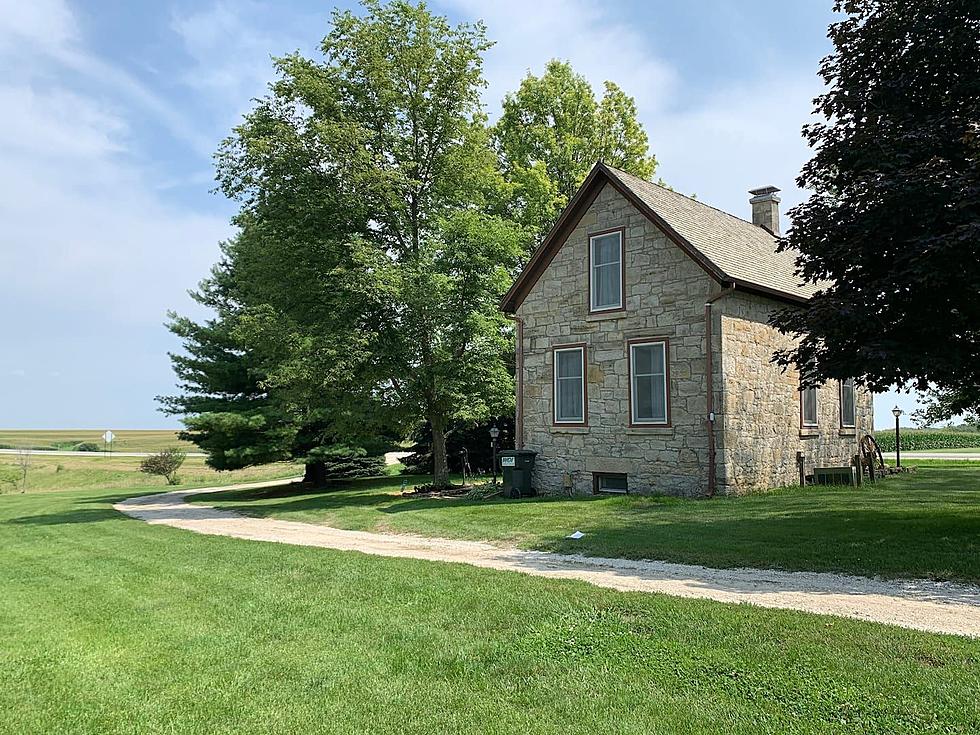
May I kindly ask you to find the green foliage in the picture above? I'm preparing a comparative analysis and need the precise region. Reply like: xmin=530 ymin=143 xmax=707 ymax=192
xmin=494 ymin=59 xmax=658 ymax=239
xmin=211 ymin=0 xmax=521 ymax=487
xmin=873 ymin=430 xmax=980 ymax=452
xmin=139 ymin=448 xmax=187 ymax=486
xmin=913 ymin=385 xmax=980 ymax=428
xmin=772 ymin=1 xmax=980 ymax=405
xmin=302 ymin=444 xmax=386 ymax=481
xmin=72 ymin=442 xmax=100 ymax=452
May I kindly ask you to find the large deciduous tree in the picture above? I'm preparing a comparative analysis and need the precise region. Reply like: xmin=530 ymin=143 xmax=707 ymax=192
xmin=207 ymin=0 xmax=521 ymax=488
xmin=772 ymin=0 xmax=980 ymax=412
xmin=494 ymin=59 xmax=658 ymax=240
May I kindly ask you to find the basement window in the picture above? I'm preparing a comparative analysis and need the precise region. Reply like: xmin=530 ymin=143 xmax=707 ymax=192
xmin=593 ymin=473 xmax=628 ymax=494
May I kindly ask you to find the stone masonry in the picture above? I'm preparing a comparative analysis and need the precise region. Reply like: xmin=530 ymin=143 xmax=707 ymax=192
xmin=516 ymin=182 xmax=873 ymax=496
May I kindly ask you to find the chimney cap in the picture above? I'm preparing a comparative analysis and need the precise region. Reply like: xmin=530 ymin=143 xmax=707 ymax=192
xmin=749 ymin=185 xmax=780 ymax=200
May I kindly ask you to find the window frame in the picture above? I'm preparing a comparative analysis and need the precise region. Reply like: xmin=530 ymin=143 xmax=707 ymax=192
xmin=627 ymin=337 xmax=671 ymax=428
xmin=800 ymin=385 xmax=818 ymax=428
xmin=839 ymin=378 xmax=856 ymax=428
xmin=552 ymin=343 xmax=588 ymax=427
xmin=588 ymin=227 xmax=626 ymax=314
xmin=593 ymin=472 xmax=629 ymax=494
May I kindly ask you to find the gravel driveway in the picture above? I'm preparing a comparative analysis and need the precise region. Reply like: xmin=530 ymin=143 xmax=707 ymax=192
xmin=115 ymin=480 xmax=980 ymax=638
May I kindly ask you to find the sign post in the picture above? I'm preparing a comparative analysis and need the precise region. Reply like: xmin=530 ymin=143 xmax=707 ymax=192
xmin=102 ymin=430 xmax=115 ymax=457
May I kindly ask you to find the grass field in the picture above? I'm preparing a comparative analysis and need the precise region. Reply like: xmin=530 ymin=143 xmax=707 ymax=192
xmin=194 ymin=461 xmax=980 ymax=583
xmin=1 ymin=482 xmax=979 ymax=733
xmin=0 ymin=428 xmax=194 ymax=453
xmin=0 ymin=453 xmax=298 ymax=494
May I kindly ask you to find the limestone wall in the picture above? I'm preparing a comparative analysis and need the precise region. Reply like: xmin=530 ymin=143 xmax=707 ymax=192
xmin=717 ymin=291 xmax=875 ymax=492
xmin=516 ymin=183 xmax=717 ymax=496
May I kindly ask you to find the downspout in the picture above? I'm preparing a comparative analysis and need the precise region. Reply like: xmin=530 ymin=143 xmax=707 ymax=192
xmin=705 ymin=283 xmax=735 ymax=497
xmin=504 ymin=313 xmax=525 ymax=449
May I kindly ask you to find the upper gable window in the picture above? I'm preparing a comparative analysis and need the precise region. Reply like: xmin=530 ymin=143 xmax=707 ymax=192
xmin=589 ymin=229 xmax=624 ymax=312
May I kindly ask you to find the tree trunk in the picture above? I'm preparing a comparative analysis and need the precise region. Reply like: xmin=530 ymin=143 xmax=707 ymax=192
xmin=303 ymin=461 xmax=327 ymax=486
xmin=431 ymin=420 xmax=450 ymax=489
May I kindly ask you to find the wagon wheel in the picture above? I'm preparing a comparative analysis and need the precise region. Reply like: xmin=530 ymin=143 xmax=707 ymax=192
xmin=860 ymin=434 xmax=885 ymax=474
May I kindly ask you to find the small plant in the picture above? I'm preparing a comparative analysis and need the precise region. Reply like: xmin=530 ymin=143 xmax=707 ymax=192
xmin=73 ymin=442 xmax=101 ymax=452
xmin=139 ymin=448 xmax=187 ymax=486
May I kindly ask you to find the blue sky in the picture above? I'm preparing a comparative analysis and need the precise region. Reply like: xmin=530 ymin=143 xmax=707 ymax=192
xmin=0 ymin=0 xmax=921 ymax=430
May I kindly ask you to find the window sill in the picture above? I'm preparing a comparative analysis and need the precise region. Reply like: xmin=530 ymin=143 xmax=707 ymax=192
xmin=626 ymin=426 xmax=674 ymax=436
xmin=839 ymin=428 xmax=857 ymax=437
xmin=550 ymin=425 xmax=590 ymax=434
xmin=799 ymin=427 xmax=819 ymax=438
xmin=586 ymin=310 xmax=625 ymax=322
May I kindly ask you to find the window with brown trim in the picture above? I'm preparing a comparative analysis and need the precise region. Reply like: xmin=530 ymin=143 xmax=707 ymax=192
xmin=553 ymin=345 xmax=586 ymax=425
xmin=840 ymin=378 xmax=856 ymax=428
xmin=801 ymin=386 xmax=818 ymax=427
xmin=628 ymin=338 xmax=669 ymax=426
xmin=589 ymin=229 xmax=624 ymax=312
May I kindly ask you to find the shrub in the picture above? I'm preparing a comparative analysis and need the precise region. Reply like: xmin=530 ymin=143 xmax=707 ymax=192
xmin=73 ymin=442 xmax=101 ymax=452
xmin=874 ymin=430 xmax=980 ymax=452
xmin=139 ymin=448 xmax=187 ymax=485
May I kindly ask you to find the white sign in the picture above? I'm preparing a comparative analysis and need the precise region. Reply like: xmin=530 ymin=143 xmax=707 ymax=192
xmin=102 ymin=430 xmax=115 ymax=443
xmin=500 ymin=456 xmax=516 ymax=467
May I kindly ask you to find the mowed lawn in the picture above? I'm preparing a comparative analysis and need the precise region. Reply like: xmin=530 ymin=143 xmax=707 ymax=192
xmin=196 ymin=461 xmax=980 ymax=583
xmin=0 ymin=428 xmax=195 ymax=453
xmin=0 ymin=453 xmax=298 ymax=494
xmin=1 ymin=484 xmax=979 ymax=733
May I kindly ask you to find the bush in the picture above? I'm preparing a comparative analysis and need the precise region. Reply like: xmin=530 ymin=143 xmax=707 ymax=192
xmin=73 ymin=442 xmax=101 ymax=452
xmin=402 ymin=417 xmax=516 ymax=475
xmin=139 ymin=448 xmax=187 ymax=485
xmin=301 ymin=445 xmax=386 ymax=485
xmin=874 ymin=429 xmax=980 ymax=452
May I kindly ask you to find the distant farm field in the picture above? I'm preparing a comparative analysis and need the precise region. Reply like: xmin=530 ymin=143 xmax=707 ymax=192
xmin=0 ymin=453 xmax=298 ymax=494
xmin=874 ymin=429 xmax=980 ymax=452
xmin=0 ymin=429 xmax=194 ymax=453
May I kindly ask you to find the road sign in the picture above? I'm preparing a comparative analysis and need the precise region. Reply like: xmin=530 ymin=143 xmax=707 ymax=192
xmin=102 ymin=430 xmax=115 ymax=443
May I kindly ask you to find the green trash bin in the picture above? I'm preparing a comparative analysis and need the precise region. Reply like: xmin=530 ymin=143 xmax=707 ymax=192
xmin=498 ymin=449 xmax=537 ymax=499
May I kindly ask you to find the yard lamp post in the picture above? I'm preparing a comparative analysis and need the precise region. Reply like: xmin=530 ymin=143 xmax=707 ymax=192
xmin=892 ymin=406 xmax=904 ymax=469
xmin=489 ymin=426 xmax=500 ymax=485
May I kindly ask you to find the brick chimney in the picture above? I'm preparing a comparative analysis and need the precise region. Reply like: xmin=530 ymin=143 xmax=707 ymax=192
xmin=749 ymin=186 xmax=781 ymax=235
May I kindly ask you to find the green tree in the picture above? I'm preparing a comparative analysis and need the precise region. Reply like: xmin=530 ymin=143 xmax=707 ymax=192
xmin=772 ymin=1 xmax=980 ymax=409
xmin=139 ymin=448 xmax=187 ymax=486
xmin=213 ymin=0 xmax=522 ymax=488
xmin=494 ymin=59 xmax=658 ymax=239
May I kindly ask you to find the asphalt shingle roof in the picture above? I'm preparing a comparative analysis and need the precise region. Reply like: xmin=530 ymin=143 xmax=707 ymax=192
xmin=603 ymin=165 xmax=819 ymax=300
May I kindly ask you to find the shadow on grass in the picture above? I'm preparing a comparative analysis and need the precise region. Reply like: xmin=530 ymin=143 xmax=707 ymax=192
xmin=5 ymin=507 xmax=125 ymax=526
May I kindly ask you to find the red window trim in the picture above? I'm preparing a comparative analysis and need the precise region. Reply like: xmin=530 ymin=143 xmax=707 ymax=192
xmin=626 ymin=336 xmax=671 ymax=428
xmin=552 ymin=343 xmax=589 ymax=427
xmin=588 ymin=227 xmax=626 ymax=314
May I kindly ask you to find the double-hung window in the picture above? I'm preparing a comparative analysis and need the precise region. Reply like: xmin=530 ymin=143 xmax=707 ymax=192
xmin=553 ymin=345 xmax=586 ymax=425
xmin=629 ymin=338 xmax=669 ymax=425
xmin=840 ymin=378 xmax=856 ymax=428
xmin=589 ymin=229 xmax=624 ymax=312
xmin=801 ymin=362 xmax=819 ymax=428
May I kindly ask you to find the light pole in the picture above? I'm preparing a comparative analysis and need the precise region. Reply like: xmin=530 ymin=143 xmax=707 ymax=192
xmin=892 ymin=406 xmax=903 ymax=468
xmin=489 ymin=426 xmax=500 ymax=485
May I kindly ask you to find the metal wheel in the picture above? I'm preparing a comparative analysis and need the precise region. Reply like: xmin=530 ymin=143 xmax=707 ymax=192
xmin=860 ymin=434 xmax=885 ymax=475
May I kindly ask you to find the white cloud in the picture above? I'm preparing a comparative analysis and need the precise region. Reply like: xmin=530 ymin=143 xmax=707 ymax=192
xmin=444 ymin=0 xmax=677 ymax=119
xmin=0 ymin=0 xmax=214 ymax=155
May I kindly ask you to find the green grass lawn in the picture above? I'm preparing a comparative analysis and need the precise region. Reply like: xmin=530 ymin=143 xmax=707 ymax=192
xmin=193 ymin=461 xmax=980 ymax=583
xmin=1 ymin=483 xmax=979 ymax=733
xmin=0 ymin=453 xmax=298 ymax=494
xmin=0 ymin=428 xmax=195 ymax=453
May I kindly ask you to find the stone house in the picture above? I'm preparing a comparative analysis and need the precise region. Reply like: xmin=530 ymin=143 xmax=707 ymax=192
xmin=500 ymin=162 xmax=873 ymax=496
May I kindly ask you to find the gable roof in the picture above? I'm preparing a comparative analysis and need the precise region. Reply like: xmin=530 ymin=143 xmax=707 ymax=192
xmin=500 ymin=162 xmax=819 ymax=313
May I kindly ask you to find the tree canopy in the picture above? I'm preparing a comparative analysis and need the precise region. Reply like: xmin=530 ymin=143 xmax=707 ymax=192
xmin=494 ymin=59 xmax=657 ymax=240
xmin=772 ymin=0 xmax=980 ymax=414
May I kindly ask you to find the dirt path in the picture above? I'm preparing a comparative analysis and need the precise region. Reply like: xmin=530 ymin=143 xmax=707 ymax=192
xmin=115 ymin=481 xmax=980 ymax=638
